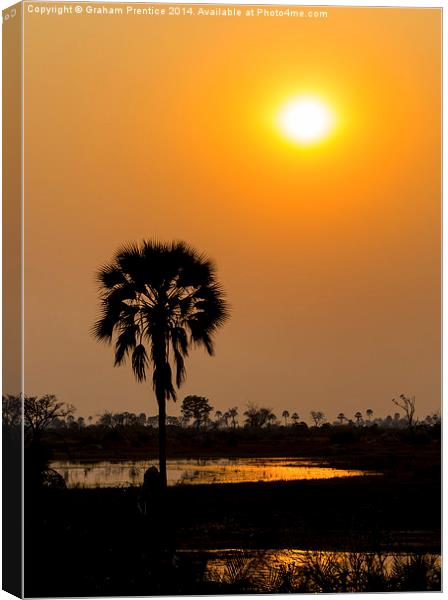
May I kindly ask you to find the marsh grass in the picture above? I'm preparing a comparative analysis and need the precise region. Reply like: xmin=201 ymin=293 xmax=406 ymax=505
xmin=208 ymin=550 xmax=441 ymax=593
xmin=389 ymin=553 xmax=441 ymax=592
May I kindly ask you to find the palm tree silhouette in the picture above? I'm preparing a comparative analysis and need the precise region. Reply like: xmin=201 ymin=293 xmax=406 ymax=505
xmin=228 ymin=407 xmax=238 ymax=429
xmin=337 ymin=412 xmax=346 ymax=425
xmin=222 ymin=411 xmax=230 ymax=428
xmin=93 ymin=240 xmax=229 ymax=488
xmin=282 ymin=410 xmax=290 ymax=426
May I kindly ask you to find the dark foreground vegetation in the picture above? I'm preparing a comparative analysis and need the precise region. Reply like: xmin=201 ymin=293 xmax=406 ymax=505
xmin=25 ymin=471 xmax=440 ymax=595
xmin=4 ymin=394 xmax=441 ymax=595
xmin=24 ymin=429 xmax=440 ymax=596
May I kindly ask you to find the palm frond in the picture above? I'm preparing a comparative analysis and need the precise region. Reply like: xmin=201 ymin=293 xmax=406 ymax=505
xmin=171 ymin=327 xmax=188 ymax=387
xmin=188 ymin=322 xmax=215 ymax=354
xmin=131 ymin=344 xmax=148 ymax=382
xmin=92 ymin=311 xmax=116 ymax=343
xmin=96 ymin=264 xmax=127 ymax=289
xmin=114 ymin=324 xmax=138 ymax=366
xmin=92 ymin=287 xmax=138 ymax=343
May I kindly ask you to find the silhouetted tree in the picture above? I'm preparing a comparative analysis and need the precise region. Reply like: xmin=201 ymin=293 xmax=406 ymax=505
xmin=181 ymin=395 xmax=213 ymax=429
xmin=24 ymin=395 xmax=74 ymax=443
xmin=310 ymin=411 xmax=325 ymax=427
xmin=2 ymin=394 xmax=22 ymax=429
xmin=228 ymin=407 xmax=238 ymax=429
xmin=221 ymin=411 xmax=230 ymax=428
xmin=354 ymin=411 xmax=363 ymax=426
xmin=93 ymin=240 xmax=229 ymax=488
xmin=291 ymin=412 xmax=300 ymax=425
xmin=430 ymin=412 xmax=441 ymax=425
xmin=243 ymin=404 xmax=258 ymax=428
xmin=392 ymin=394 xmax=416 ymax=428
xmin=244 ymin=404 xmax=276 ymax=428
xmin=23 ymin=395 xmax=73 ymax=490
xmin=66 ymin=414 xmax=76 ymax=429
xmin=337 ymin=412 xmax=346 ymax=425
xmin=267 ymin=412 xmax=277 ymax=426
xmin=2 ymin=395 xmax=22 ymax=458
xmin=282 ymin=410 xmax=290 ymax=426
xmin=113 ymin=412 xmax=125 ymax=427
xmin=98 ymin=410 xmax=114 ymax=428
xmin=366 ymin=408 xmax=373 ymax=422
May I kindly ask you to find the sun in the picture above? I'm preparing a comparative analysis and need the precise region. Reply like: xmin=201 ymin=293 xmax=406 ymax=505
xmin=277 ymin=96 xmax=334 ymax=144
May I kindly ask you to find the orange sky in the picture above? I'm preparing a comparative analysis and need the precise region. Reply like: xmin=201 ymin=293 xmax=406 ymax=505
xmin=23 ymin=4 xmax=441 ymax=421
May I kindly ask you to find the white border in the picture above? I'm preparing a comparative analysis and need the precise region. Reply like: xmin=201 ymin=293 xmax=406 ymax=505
xmin=0 ymin=1 xmax=445 ymax=600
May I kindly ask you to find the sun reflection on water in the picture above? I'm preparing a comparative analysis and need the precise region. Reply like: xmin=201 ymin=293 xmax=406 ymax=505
xmin=51 ymin=457 xmax=376 ymax=489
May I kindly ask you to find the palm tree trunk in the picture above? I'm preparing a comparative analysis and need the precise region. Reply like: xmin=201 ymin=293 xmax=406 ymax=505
xmin=158 ymin=395 xmax=167 ymax=489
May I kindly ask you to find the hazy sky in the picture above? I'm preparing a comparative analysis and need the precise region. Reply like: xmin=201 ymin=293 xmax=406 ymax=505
xmin=23 ymin=5 xmax=441 ymax=421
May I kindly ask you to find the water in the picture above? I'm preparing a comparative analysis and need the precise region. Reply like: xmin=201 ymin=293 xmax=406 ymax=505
xmin=50 ymin=457 xmax=374 ymax=488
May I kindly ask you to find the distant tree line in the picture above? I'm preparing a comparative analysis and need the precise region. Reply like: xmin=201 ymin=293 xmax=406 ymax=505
xmin=3 ymin=393 xmax=440 ymax=434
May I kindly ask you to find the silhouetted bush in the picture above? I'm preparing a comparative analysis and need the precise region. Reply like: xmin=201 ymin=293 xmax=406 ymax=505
xmin=293 ymin=422 xmax=308 ymax=433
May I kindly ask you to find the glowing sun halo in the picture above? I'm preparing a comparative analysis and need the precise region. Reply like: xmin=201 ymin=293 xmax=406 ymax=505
xmin=278 ymin=97 xmax=334 ymax=144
